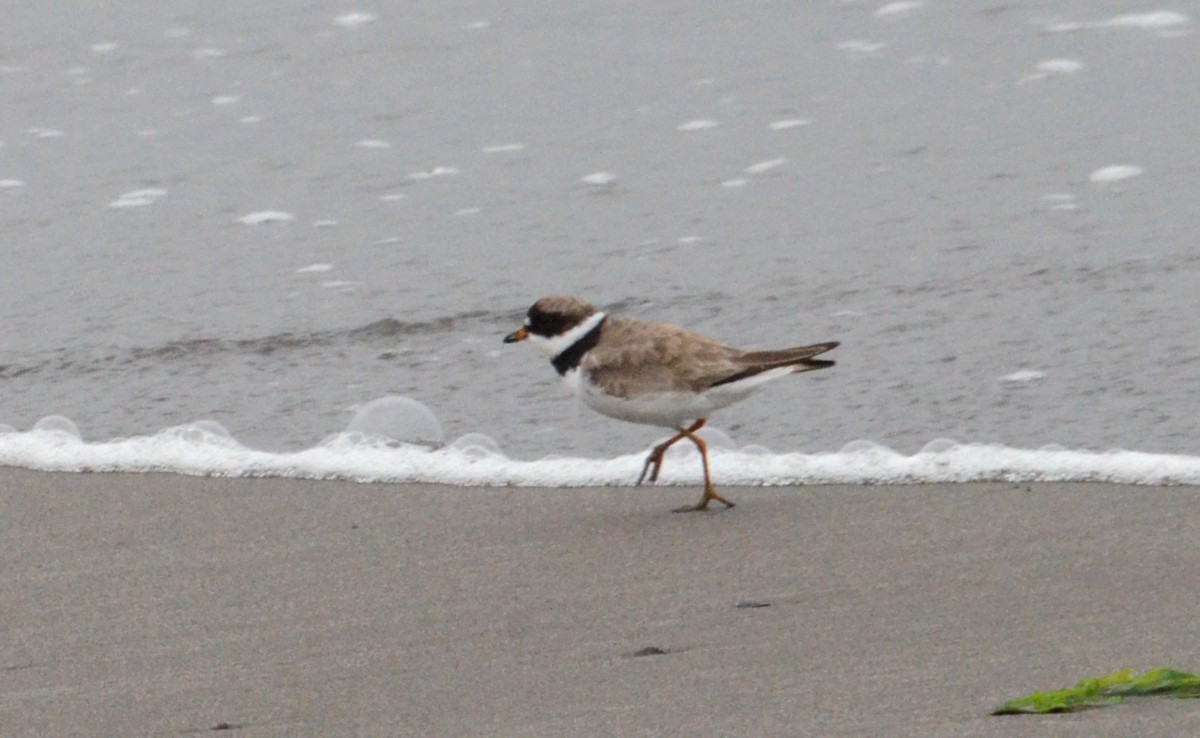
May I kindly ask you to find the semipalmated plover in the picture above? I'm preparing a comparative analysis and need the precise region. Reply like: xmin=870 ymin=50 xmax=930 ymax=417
xmin=504 ymin=296 xmax=838 ymax=511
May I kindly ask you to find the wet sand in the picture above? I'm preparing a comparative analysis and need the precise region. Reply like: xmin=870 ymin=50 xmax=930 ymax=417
xmin=3 ymin=469 xmax=1198 ymax=736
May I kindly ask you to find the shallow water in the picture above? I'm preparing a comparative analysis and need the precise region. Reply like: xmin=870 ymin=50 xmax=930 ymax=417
xmin=2 ymin=2 xmax=1197 ymax=467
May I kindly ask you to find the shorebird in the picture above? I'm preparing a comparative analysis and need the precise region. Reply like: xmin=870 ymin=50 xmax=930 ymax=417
xmin=504 ymin=296 xmax=838 ymax=511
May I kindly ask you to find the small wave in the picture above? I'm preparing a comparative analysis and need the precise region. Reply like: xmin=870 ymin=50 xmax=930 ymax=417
xmin=2 ymin=429 xmax=1198 ymax=486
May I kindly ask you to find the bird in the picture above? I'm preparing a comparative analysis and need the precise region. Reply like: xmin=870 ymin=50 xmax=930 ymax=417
xmin=503 ymin=296 xmax=838 ymax=511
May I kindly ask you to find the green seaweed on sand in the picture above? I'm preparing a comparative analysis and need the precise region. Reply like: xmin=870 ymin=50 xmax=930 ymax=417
xmin=992 ymin=668 xmax=1200 ymax=715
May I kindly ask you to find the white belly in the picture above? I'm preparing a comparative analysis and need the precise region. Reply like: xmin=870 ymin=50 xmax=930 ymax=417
xmin=560 ymin=366 xmax=781 ymax=429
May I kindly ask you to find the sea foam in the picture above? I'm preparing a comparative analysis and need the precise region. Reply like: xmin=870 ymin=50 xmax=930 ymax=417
xmin=2 ymin=425 xmax=1198 ymax=486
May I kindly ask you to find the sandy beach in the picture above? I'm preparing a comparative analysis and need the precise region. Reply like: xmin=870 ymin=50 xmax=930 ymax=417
xmin=2 ymin=469 xmax=1197 ymax=736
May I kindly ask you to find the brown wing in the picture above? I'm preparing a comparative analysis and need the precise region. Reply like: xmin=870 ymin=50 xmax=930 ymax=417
xmin=581 ymin=317 xmax=741 ymax=398
xmin=710 ymin=342 xmax=839 ymax=387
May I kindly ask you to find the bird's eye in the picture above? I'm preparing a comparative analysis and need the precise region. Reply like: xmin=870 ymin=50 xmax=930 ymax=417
xmin=524 ymin=316 xmax=532 ymax=327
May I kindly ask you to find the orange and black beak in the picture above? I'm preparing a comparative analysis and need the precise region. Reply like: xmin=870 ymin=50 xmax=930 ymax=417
xmin=503 ymin=327 xmax=529 ymax=343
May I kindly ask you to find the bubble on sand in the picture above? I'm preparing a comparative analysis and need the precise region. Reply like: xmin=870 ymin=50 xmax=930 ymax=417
xmin=1089 ymin=165 xmax=1143 ymax=183
xmin=448 ymin=432 xmax=502 ymax=460
xmin=677 ymin=119 xmax=718 ymax=131
xmin=239 ymin=210 xmax=295 ymax=225
xmin=33 ymin=415 xmax=81 ymax=438
xmin=347 ymin=396 xmax=444 ymax=448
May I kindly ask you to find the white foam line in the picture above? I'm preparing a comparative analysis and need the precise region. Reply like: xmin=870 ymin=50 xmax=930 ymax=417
xmin=2 ymin=432 xmax=1199 ymax=486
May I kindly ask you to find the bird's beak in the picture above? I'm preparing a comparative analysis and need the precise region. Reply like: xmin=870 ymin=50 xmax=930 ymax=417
xmin=503 ymin=327 xmax=529 ymax=344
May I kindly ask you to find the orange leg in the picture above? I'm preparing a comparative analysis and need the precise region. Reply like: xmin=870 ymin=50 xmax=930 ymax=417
xmin=636 ymin=419 xmax=706 ymax=485
xmin=672 ymin=427 xmax=735 ymax=513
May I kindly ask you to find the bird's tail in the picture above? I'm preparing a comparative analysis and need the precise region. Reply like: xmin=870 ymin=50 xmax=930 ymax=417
xmin=739 ymin=341 xmax=839 ymax=373
xmin=709 ymin=342 xmax=838 ymax=388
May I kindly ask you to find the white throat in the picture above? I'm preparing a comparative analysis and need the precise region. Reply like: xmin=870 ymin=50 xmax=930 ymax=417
xmin=529 ymin=311 xmax=607 ymax=359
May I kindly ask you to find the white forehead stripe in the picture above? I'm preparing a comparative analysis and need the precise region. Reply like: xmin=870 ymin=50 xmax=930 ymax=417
xmin=530 ymin=310 xmax=607 ymax=357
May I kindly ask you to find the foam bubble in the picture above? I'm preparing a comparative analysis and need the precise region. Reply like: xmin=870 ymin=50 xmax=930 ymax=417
xmin=239 ymin=210 xmax=295 ymax=225
xmin=346 ymin=396 xmax=445 ymax=448
xmin=1037 ymin=59 xmax=1084 ymax=74
xmin=408 ymin=167 xmax=459 ymax=180
xmin=838 ymin=40 xmax=886 ymax=53
xmin=875 ymin=1 xmax=924 ymax=17
xmin=448 ymin=432 xmax=502 ymax=460
xmin=1001 ymin=369 xmax=1045 ymax=383
xmin=581 ymin=172 xmax=617 ymax=186
xmin=33 ymin=415 xmax=81 ymax=438
xmin=335 ymin=12 xmax=377 ymax=29
xmin=1047 ymin=11 xmax=1189 ymax=33
xmin=919 ymin=438 xmax=960 ymax=454
xmin=746 ymin=158 xmax=787 ymax=174
xmin=769 ymin=118 xmax=812 ymax=131
xmin=159 ymin=421 xmax=238 ymax=445
xmin=1089 ymin=165 xmax=1144 ymax=183
xmin=109 ymin=188 xmax=167 ymax=208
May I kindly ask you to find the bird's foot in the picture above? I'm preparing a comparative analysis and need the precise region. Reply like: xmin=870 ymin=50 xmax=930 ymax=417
xmin=672 ymin=487 xmax=735 ymax=513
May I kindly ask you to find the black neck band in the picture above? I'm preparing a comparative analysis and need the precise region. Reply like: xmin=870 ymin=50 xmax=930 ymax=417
xmin=551 ymin=316 xmax=606 ymax=375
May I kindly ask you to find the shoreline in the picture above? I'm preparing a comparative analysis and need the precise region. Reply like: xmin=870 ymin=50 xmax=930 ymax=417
xmin=3 ymin=469 xmax=1198 ymax=736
